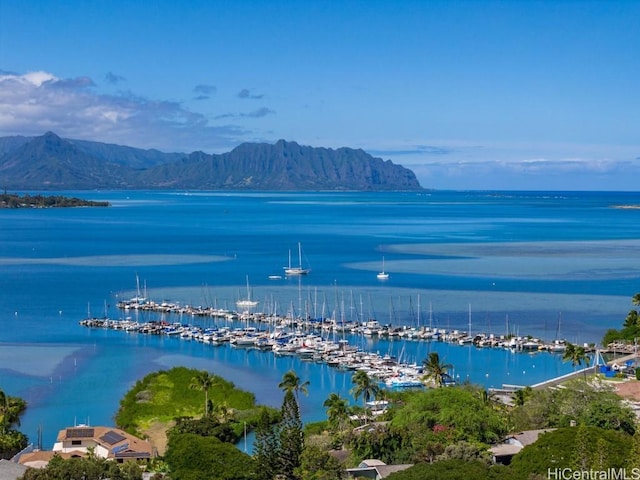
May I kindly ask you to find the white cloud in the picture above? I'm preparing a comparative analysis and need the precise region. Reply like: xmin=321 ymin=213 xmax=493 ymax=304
xmin=2 ymin=69 xmax=639 ymax=191
xmin=0 ymin=70 xmax=250 ymax=153
xmin=361 ymin=139 xmax=640 ymax=190
xmin=21 ymin=70 xmax=57 ymax=87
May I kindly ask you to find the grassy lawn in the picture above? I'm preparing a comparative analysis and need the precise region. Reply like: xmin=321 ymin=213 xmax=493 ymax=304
xmin=115 ymin=366 xmax=267 ymax=437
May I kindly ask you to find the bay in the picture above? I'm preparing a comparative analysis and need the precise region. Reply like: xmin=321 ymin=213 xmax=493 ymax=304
xmin=1 ymin=190 xmax=639 ymax=450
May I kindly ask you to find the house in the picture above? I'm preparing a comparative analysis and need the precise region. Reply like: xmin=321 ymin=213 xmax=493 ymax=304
xmin=490 ymin=428 xmax=556 ymax=465
xmin=17 ymin=425 xmax=154 ymax=468
xmin=53 ymin=425 xmax=153 ymax=462
xmin=346 ymin=459 xmax=414 ymax=479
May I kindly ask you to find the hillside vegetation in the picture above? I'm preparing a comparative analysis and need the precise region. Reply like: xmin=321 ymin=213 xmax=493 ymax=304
xmin=0 ymin=132 xmax=423 ymax=191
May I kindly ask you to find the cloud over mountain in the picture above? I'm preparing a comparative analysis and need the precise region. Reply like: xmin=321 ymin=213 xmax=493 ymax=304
xmin=1 ymin=68 xmax=638 ymax=190
xmin=0 ymin=71 xmax=247 ymax=153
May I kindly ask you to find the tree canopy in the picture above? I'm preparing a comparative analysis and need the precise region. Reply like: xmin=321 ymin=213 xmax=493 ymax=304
xmin=0 ymin=389 xmax=27 ymax=459
xmin=0 ymin=193 xmax=109 ymax=208
xmin=165 ymin=433 xmax=255 ymax=480
xmin=601 ymin=292 xmax=640 ymax=346
xmin=391 ymin=385 xmax=507 ymax=445
xmin=509 ymin=379 xmax=636 ymax=435
xmin=509 ymin=426 xmax=631 ymax=478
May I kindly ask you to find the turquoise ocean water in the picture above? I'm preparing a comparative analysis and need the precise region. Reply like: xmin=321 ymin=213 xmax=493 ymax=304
xmin=1 ymin=190 xmax=640 ymax=449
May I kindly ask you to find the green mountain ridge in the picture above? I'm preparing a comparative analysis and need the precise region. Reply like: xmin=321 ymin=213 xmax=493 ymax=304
xmin=0 ymin=132 xmax=423 ymax=191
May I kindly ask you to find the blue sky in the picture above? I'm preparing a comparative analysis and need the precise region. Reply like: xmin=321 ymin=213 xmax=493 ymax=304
xmin=0 ymin=0 xmax=638 ymax=190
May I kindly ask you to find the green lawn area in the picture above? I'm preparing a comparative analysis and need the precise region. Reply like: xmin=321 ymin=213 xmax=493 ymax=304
xmin=114 ymin=366 xmax=266 ymax=436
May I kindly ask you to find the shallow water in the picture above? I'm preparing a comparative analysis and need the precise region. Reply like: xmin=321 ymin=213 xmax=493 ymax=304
xmin=1 ymin=189 xmax=639 ymax=448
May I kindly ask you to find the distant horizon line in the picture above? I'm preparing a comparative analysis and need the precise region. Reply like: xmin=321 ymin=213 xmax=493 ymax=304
xmin=3 ymin=187 xmax=639 ymax=194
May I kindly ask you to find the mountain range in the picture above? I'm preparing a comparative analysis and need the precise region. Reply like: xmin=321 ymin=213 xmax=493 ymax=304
xmin=0 ymin=132 xmax=423 ymax=191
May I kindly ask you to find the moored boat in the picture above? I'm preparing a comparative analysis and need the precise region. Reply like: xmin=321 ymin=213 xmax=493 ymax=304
xmin=376 ymin=256 xmax=389 ymax=280
xmin=284 ymin=242 xmax=310 ymax=275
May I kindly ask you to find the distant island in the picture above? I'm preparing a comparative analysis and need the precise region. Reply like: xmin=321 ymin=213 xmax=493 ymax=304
xmin=0 ymin=192 xmax=110 ymax=208
xmin=0 ymin=132 xmax=423 ymax=191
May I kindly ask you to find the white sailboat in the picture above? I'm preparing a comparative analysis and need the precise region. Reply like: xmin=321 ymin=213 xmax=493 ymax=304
xmin=236 ymin=275 xmax=259 ymax=310
xmin=376 ymin=257 xmax=389 ymax=280
xmin=284 ymin=242 xmax=310 ymax=275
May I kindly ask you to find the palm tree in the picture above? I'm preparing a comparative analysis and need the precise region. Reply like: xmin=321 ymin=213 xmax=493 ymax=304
xmin=323 ymin=393 xmax=349 ymax=433
xmin=624 ymin=309 xmax=639 ymax=328
xmin=212 ymin=401 xmax=235 ymax=424
xmin=625 ymin=293 xmax=640 ymax=328
xmin=563 ymin=342 xmax=591 ymax=379
xmin=278 ymin=370 xmax=310 ymax=399
xmin=422 ymin=352 xmax=452 ymax=387
xmin=189 ymin=370 xmax=217 ymax=416
xmin=350 ymin=371 xmax=380 ymax=422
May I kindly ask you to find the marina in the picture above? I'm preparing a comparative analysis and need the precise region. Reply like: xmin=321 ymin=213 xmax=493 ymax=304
xmin=80 ymin=290 xmax=579 ymax=391
xmin=2 ymin=189 xmax=639 ymax=449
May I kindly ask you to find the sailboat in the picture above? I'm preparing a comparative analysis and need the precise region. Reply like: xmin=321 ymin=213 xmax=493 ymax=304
xmin=284 ymin=242 xmax=310 ymax=275
xmin=236 ymin=275 xmax=259 ymax=310
xmin=376 ymin=257 xmax=389 ymax=280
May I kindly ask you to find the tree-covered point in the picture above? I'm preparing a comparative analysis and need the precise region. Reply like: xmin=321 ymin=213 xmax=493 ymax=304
xmin=0 ymin=192 xmax=109 ymax=208
xmin=115 ymin=367 xmax=276 ymax=441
